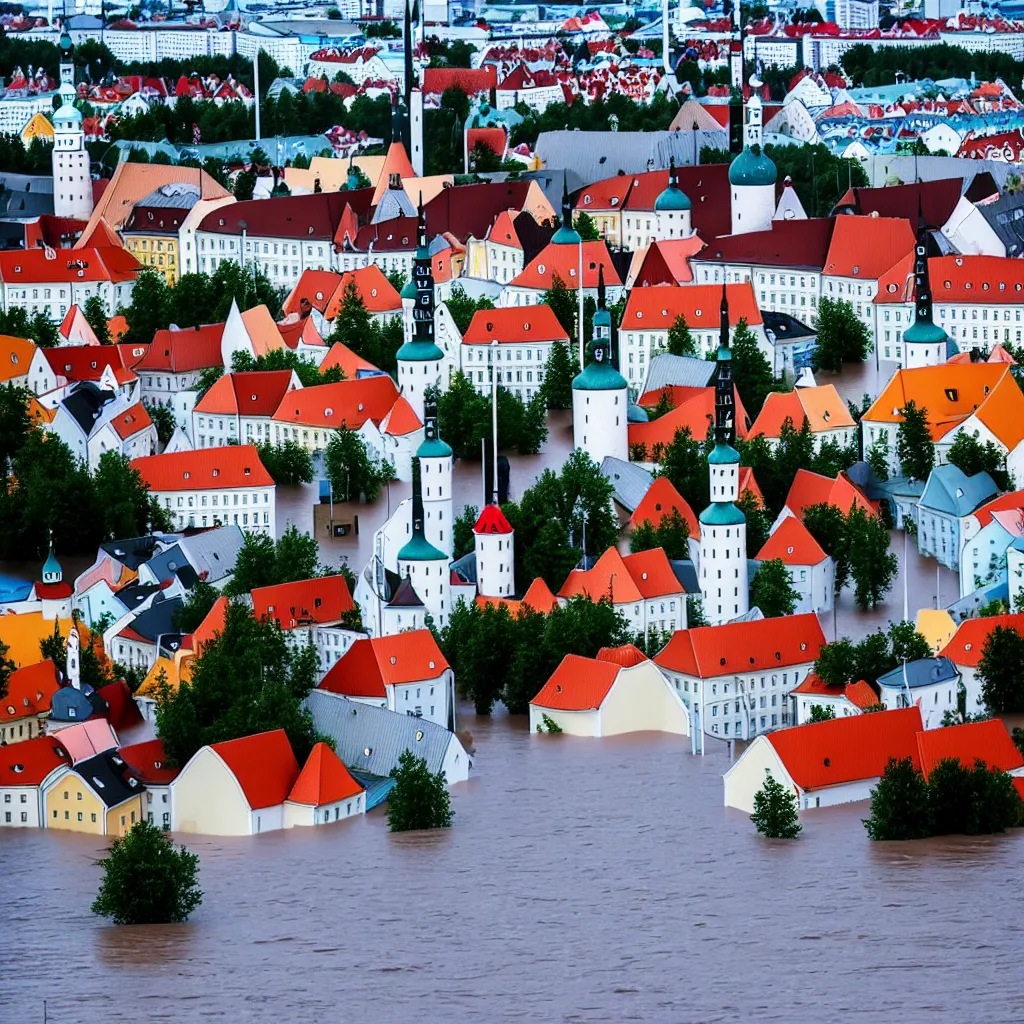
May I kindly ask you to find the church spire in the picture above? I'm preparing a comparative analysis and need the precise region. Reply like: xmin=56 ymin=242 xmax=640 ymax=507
xmin=714 ymin=284 xmax=735 ymax=448
xmin=913 ymin=199 xmax=934 ymax=328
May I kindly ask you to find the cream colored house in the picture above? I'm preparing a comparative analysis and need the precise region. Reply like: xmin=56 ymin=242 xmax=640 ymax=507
xmin=528 ymin=648 xmax=691 ymax=738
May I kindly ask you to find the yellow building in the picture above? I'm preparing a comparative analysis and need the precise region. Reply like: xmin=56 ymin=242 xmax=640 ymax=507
xmin=43 ymin=752 xmax=144 ymax=836
xmin=122 ymin=183 xmax=202 ymax=285
xmin=20 ymin=112 xmax=54 ymax=147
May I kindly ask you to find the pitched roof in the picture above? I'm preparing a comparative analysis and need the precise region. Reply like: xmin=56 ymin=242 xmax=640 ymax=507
xmin=117 ymin=738 xmax=178 ymax=784
xmin=131 ymin=445 xmax=273 ymax=491
xmin=833 ymin=179 xmax=962 ymax=228
xmin=462 ymin=305 xmax=568 ymax=346
xmin=487 ymin=210 xmax=522 ymax=249
xmin=844 ymin=680 xmax=881 ymax=710
xmin=749 ymin=384 xmax=854 ymax=438
xmin=0 ymin=335 xmax=42 ymax=385
xmin=628 ymin=384 xmax=749 ymax=451
xmin=108 ymin=402 xmax=153 ymax=440
xmin=197 ymin=191 xmax=366 ymax=241
xmin=474 ymin=504 xmax=513 ymax=535
xmin=621 ymin=282 xmax=762 ymax=333
xmin=823 ymin=216 xmax=914 ymax=279
xmin=56 ymin=718 xmax=119 ymax=764
xmin=0 ymin=733 xmax=69 ymax=787
xmin=271 ymin=376 xmax=400 ymax=430
xmin=319 ymin=341 xmax=380 ymax=378
xmin=210 ymin=729 xmax=300 ymax=809
xmin=422 ymin=65 xmax=497 ymax=96
xmin=756 ymin=515 xmax=827 ymax=566
xmin=919 ymin=465 xmax=998 ymax=518
xmin=282 ymin=265 xmax=402 ymax=319
xmin=1 ymin=659 xmax=60 ymax=724
xmin=916 ymin=719 xmax=1024 ymax=780
xmin=287 ymin=741 xmax=364 ymax=806
xmin=425 ymin=179 xmax=539 ymax=245
xmin=559 ymin=546 xmax=641 ymax=603
xmin=655 ymin=613 xmax=826 ymax=677
xmin=790 ymin=672 xmax=878 ymax=709
xmin=782 ymin=468 xmax=877 ymax=519
xmin=510 ymin=240 xmax=621 ymax=292
xmin=252 ymin=575 xmax=355 ymax=629
xmin=621 ymin=547 xmax=687 ymax=599
xmin=380 ymin=395 xmax=421 ymax=437
xmin=477 ymin=577 xmax=560 ymax=616
xmin=95 ymin=678 xmax=143 ymax=732
xmin=692 ymin=218 xmax=835 ymax=270
xmin=939 ymin=614 xmax=1024 ymax=667
xmin=875 ymin=254 xmax=1024 ymax=306
xmin=630 ymin=475 xmax=699 ymax=538
xmin=0 ymin=246 xmax=142 ymax=284
xmin=530 ymin=653 xmax=620 ymax=711
xmin=595 ymin=644 xmax=648 ymax=667
xmin=319 ymin=631 xmax=448 ymax=699
xmin=193 ymin=371 xmax=299 ymax=418
xmin=766 ymin=706 xmax=924 ymax=791
xmin=140 ymin=323 xmax=224 ymax=372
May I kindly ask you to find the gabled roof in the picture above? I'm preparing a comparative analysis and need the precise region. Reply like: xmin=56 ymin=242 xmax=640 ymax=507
xmin=559 ymin=546 xmax=641 ymax=603
xmin=319 ymin=630 xmax=448 ymax=699
xmin=0 ymin=334 xmax=42 ymax=384
xmin=131 ymin=445 xmax=273 ymax=491
xmin=56 ymin=718 xmax=119 ymax=764
xmin=1 ymin=659 xmax=60 ymax=724
xmin=118 ymin=738 xmax=178 ymax=785
xmin=319 ymin=341 xmax=380 ymax=378
xmin=487 ymin=210 xmax=522 ymax=249
xmin=630 ymin=475 xmax=699 ymax=538
xmin=477 ymin=577 xmax=559 ymax=616
xmin=621 ymin=282 xmax=762 ymax=333
xmin=629 ymin=384 xmax=749 ymax=451
xmin=790 ymin=672 xmax=877 ymax=709
xmin=0 ymin=246 xmax=142 ymax=284
xmin=0 ymin=733 xmax=69 ymax=787
xmin=109 ymin=402 xmax=153 ymax=440
xmin=271 ymin=376 xmax=400 ymax=430
xmin=939 ymin=613 xmax=1024 ymax=667
xmin=282 ymin=265 xmax=402 ymax=319
xmin=621 ymin=547 xmax=687 ymax=599
xmin=766 ymin=706 xmax=923 ymax=791
xmin=919 ymin=465 xmax=998 ymax=518
xmin=756 ymin=515 xmax=827 ymax=566
xmin=916 ymin=719 xmax=1024 ymax=780
xmin=380 ymin=395 xmax=421 ymax=437
xmin=782 ymin=468 xmax=877 ymax=519
xmin=749 ymin=384 xmax=854 ymax=438
xmin=140 ymin=323 xmax=224 ymax=372
xmin=462 ymin=305 xmax=568 ymax=346
xmin=209 ymin=729 xmax=300 ymax=810
xmin=530 ymin=653 xmax=620 ymax=711
xmin=596 ymin=644 xmax=648 ymax=667
xmin=95 ymin=678 xmax=143 ymax=732
xmin=72 ymin=750 xmax=144 ymax=808
xmin=194 ymin=371 xmax=299 ymax=418
xmin=693 ymin=218 xmax=835 ymax=270
xmin=198 ymin=191 xmax=368 ymax=241
xmin=833 ymin=178 xmax=962 ymax=229
xmin=425 ymin=180 xmax=539 ymax=245
xmin=510 ymin=239 xmax=621 ymax=292
xmin=252 ymin=575 xmax=355 ymax=629
xmin=288 ymin=741 xmax=364 ymax=806
xmin=823 ymin=216 xmax=914 ymax=279
xmin=655 ymin=613 xmax=826 ymax=677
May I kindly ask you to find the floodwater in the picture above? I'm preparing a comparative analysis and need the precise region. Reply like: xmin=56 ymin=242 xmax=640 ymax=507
xmin=3 ymin=710 xmax=1021 ymax=1023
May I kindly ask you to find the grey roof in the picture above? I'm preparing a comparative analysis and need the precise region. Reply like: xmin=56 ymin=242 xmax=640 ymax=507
xmin=669 ymin=559 xmax=699 ymax=594
xmin=846 ymin=461 xmax=890 ymax=501
xmin=178 ymin=526 xmax=245 ymax=584
xmin=372 ymin=182 xmax=417 ymax=224
xmin=919 ymin=465 xmax=998 ymax=518
xmin=877 ymin=657 xmax=959 ymax=690
xmin=138 ymin=183 xmax=201 ymax=209
xmin=121 ymin=594 xmax=183 ymax=644
xmin=600 ymin=457 xmax=652 ymax=513
xmin=947 ymin=579 xmax=1009 ymax=623
xmin=63 ymin=382 xmax=114 ymax=436
xmin=388 ymin=575 xmax=425 ymax=607
xmin=762 ymin=310 xmax=816 ymax=345
xmin=101 ymin=535 xmax=160 ymax=571
xmin=642 ymin=353 xmax=716 ymax=396
xmin=0 ymin=173 xmax=54 ymax=227
xmin=450 ymin=551 xmax=477 ymax=586
xmin=113 ymin=582 xmax=161 ymax=613
xmin=74 ymin=751 xmax=145 ymax=808
xmin=877 ymin=475 xmax=926 ymax=501
xmin=303 ymin=690 xmax=459 ymax=780
xmin=50 ymin=685 xmax=100 ymax=723
xmin=978 ymin=191 xmax=1024 ymax=258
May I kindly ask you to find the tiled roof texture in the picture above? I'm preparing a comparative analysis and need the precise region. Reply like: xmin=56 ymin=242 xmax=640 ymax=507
xmin=198 ymin=191 xmax=372 ymax=240
xmin=595 ymin=644 xmax=648 ymax=667
xmin=875 ymin=254 xmax=1024 ymax=306
xmin=767 ymin=706 xmax=924 ymax=791
xmin=109 ymin=402 xmax=153 ymax=440
xmin=693 ymin=218 xmax=836 ymax=269
xmin=510 ymin=240 xmax=622 ymax=291
xmin=0 ymin=246 xmax=142 ymax=284
xmin=473 ymin=505 xmax=513 ymax=535
xmin=210 ymin=729 xmax=300 ymax=809
xmin=833 ymin=178 xmax=962 ymax=228
xmin=916 ymin=719 xmax=1024 ymax=780
xmin=822 ymin=216 xmax=914 ymax=279
xmin=319 ymin=631 xmax=448 ymax=698
xmin=0 ymin=733 xmax=69 ymax=786
xmin=288 ymin=741 xmax=364 ymax=805
xmin=282 ymin=265 xmax=402 ymax=318
xmin=939 ymin=614 xmax=1024 ymax=667
xmin=628 ymin=385 xmax=749 ymax=450
xmin=118 ymin=738 xmax=179 ymax=784
xmin=272 ymin=376 xmax=400 ymax=430
xmin=756 ymin=515 xmax=828 ymax=565
xmin=319 ymin=341 xmax=380 ymax=378
xmin=530 ymin=653 xmax=620 ymax=710
xmin=140 ymin=323 xmax=224 ymax=372
xmin=655 ymin=613 xmax=826 ymax=677
xmin=131 ymin=445 xmax=273 ymax=491
xmin=630 ymin=475 xmax=699 ymax=538
xmin=782 ymin=469 xmax=877 ymax=520
xmin=1 ymin=660 xmax=60 ymax=723
xmin=252 ymin=575 xmax=355 ymax=629
xmin=462 ymin=304 xmax=569 ymax=345
xmin=749 ymin=384 xmax=854 ymax=437
xmin=194 ymin=371 xmax=298 ymax=418
xmin=621 ymin=282 xmax=762 ymax=332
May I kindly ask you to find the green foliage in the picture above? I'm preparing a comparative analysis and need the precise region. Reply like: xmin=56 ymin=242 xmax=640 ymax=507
xmin=444 ymin=285 xmax=495 ymax=335
xmin=739 ymin=489 xmax=772 ymax=555
xmin=387 ymin=749 xmax=453 ymax=831
xmin=225 ymin=525 xmax=322 ymax=597
xmin=542 ymin=273 xmax=579 ymax=344
xmin=452 ymin=504 xmax=479 ymax=560
xmin=658 ymin=426 xmax=711 ymax=511
xmin=687 ymin=595 xmax=709 ymax=627
xmin=809 ymin=704 xmax=836 ymax=723
xmin=629 ymin=508 xmax=691 ymax=561
xmin=425 ymin=36 xmax=477 ymax=66
xmin=540 ymin=339 xmax=576 ymax=410
xmin=93 ymin=451 xmax=173 ymax=540
xmin=0 ymin=638 xmax=13 ymax=702
xmin=573 ymin=212 xmax=601 ymax=241
xmin=928 ymin=757 xmax=1021 ymax=836
xmin=896 ymin=400 xmax=934 ymax=482
xmin=841 ymin=41 xmax=1021 ymax=90
xmin=731 ymin=317 xmax=777 ymax=419
xmin=814 ymin=620 xmax=930 ymax=689
xmin=231 ymin=347 xmax=343 ymax=387
xmin=196 ymin=366 xmax=224 ymax=400
xmin=91 ymin=820 xmax=202 ymax=926
xmin=0 ymin=382 xmax=31 ymax=470
xmin=977 ymin=625 xmax=1024 ymax=713
xmin=254 ymin=440 xmax=315 ymax=486
xmin=750 ymin=558 xmax=799 ymax=617
xmin=864 ymin=757 xmax=933 ymax=840
xmin=155 ymin=601 xmax=321 ymax=767
xmin=539 ymin=713 xmax=563 ymax=734
xmin=83 ymin=296 xmax=112 ymax=345
xmin=765 ymin=142 xmax=868 ymax=218
xmin=144 ymin=402 xmax=175 ymax=449
xmin=813 ymin=297 xmax=872 ymax=373
xmin=946 ymin=432 xmax=1007 ymax=490
xmin=866 ymin=431 xmax=890 ymax=482
xmin=40 ymin=619 xmax=112 ymax=691
xmin=172 ymin=580 xmax=219 ymax=635
xmin=233 ymin=167 xmax=257 ymax=201
xmin=323 ymin=427 xmax=395 ymax=503
xmin=750 ymin=770 xmax=802 ymax=839
xmin=667 ymin=314 xmax=696 ymax=357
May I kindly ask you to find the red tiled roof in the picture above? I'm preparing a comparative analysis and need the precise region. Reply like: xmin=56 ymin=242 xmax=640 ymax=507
xmin=693 ymin=218 xmax=836 ymax=270
xmin=510 ymin=240 xmax=621 ymax=292
xmin=282 ymin=265 xmax=402 ymax=319
xmin=823 ymin=216 xmax=914 ymax=279
xmin=630 ymin=476 xmax=699 ymax=538
xmin=530 ymin=653 xmax=620 ymax=710
xmin=252 ymin=575 xmax=355 ymax=629
xmin=0 ymin=733 xmax=69 ymax=786
xmin=95 ymin=679 xmax=143 ymax=731
xmin=622 ymin=282 xmax=762 ymax=332
xmin=462 ymin=305 xmax=568 ymax=346
xmin=288 ymin=741 xmax=364 ymax=805
xmin=739 ymin=467 xmax=764 ymax=506
xmin=140 ymin=323 xmax=224 ymax=372
xmin=596 ymin=644 xmax=648 ymax=667
xmin=478 ymin=576 xmax=560 ymax=616
xmin=766 ymin=706 xmax=923 ymax=791
xmin=916 ymin=719 xmax=1024 ymax=780
xmin=939 ymin=614 xmax=1024 ymax=667
xmin=467 ymin=126 xmax=506 ymax=159
xmin=876 ymin=255 xmax=1024 ymax=306
xmin=272 ymin=376 xmax=400 ymax=430
xmin=131 ymin=445 xmax=273 ymax=492
xmin=845 ymin=680 xmax=881 ymax=709
xmin=194 ymin=371 xmax=298 ymax=418
xmin=629 ymin=385 xmax=749 ymax=451
xmin=487 ymin=210 xmax=522 ymax=249
xmin=193 ymin=596 xmax=228 ymax=654
xmin=380 ymin=395 xmax=422 ymax=437
xmin=44 ymin=343 xmax=146 ymax=384
xmin=319 ymin=630 xmax=448 ymax=698
xmin=197 ymin=191 xmax=374 ymax=242
xmin=749 ymin=384 xmax=854 ymax=438
xmin=422 ymin=66 xmax=497 ymax=95
xmin=834 ymin=179 xmax=962 ymax=230
xmin=655 ymin=613 xmax=826 ymax=677
xmin=1 ymin=660 xmax=60 ymax=723
xmin=756 ymin=515 xmax=827 ymax=566
xmin=621 ymin=548 xmax=685 ymax=599
xmin=424 ymin=180 xmax=538 ymax=245
xmin=560 ymin=546 xmax=641 ymax=603
xmin=0 ymin=246 xmax=142 ymax=284
xmin=474 ymin=504 xmax=513 ymax=535
xmin=791 ymin=673 xmax=878 ymax=709
xmin=210 ymin=729 xmax=300 ymax=809
xmin=109 ymin=402 xmax=152 ymax=440
xmin=319 ymin=341 xmax=380 ymax=378
xmin=783 ymin=469 xmax=877 ymax=520
xmin=118 ymin=738 xmax=178 ymax=784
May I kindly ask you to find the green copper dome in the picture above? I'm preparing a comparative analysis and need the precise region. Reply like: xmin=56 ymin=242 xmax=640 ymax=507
xmin=572 ymin=360 xmax=627 ymax=391
xmin=699 ymin=502 xmax=747 ymax=527
xmin=707 ymin=442 xmax=740 ymax=465
xmin=417 ymin=436 xmax=452 ymax=459
xmin=552 ymin=222 xmax=582 ymax=245
xmin=397 ymin=534 xmax=448 ymax=562
xmin=903 ymin=319 xmax=948 ymax=346
xmin=728 ymin=145 xmax=777 ymax=187
xmin=655 ymin=182 xmax=692 ymax=212
xmin=397 ymin=340 xmax=444 ymax=362
xmin=400 ymin=278 xmax=417 ymax=300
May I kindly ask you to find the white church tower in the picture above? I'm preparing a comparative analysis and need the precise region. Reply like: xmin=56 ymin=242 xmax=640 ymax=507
xmin=474 ymin=505 xmax=514 ymax=599
xmin=66 ymin=623 xmax=81 ymax=690
xmin=699 ymin=286 xmax=749 ymax=626
xmin=52 ymin=26 xmax=93 ymax=222
xmin=571 ymin=267 xmax=628 ymax=464
xmin=729 ymin=75 xmax=776 ymax=236
xmin=418 ymin=396 xmax=453 ymax=558
xmin=396 ymin=455 xmax=450 ymax=628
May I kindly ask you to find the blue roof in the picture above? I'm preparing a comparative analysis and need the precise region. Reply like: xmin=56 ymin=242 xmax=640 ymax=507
xmin=572 ymin=360 xmax=627 ymax=391
xmin=699 ymin=502 xmax=746 ymax=526
xmin=551 ymin=222 xmax=582 ymax=245
xmin=397 ymin=534 xmax=447 ymax=561
xmin=708 ymin=442 xmax=740 ymax=465
xmin=877 ymin=657 xmax=958 ymax=690
xmin=397 ymin=340 xmax=444 ymax=362
xmin=919 ymin=464 xmax=998 ymax=517
xmin=728 ymin=145 xmax=777 ymax=187
xmin=654 ymin=182 xmax=692 ymax=212
xmin=417 ymin=436 xmax=452 ymax=459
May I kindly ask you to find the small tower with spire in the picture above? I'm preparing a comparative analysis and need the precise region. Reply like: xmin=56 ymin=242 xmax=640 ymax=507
xmin=405 ymin=0 xmax=424 ymax=177
xmin=698 ymin=286 xmax=749 ymax=626
xmin=397 ymin=455 xmax=450 ymax=628
xmin=396 ymin=198 xmax=445 ymax=420
xmin=52 ymin=25 xmax=92 ymax=222
xmin=551 ymin=173 xmax=582 ymax=246
xmin=66 ymin=623 xmax=81 ymax=690
xmin=474 ymin=505 xmax=515 ymax=599
xmin=571 ymin=267 xmax=628 ymax=465
xmin=653 ymin=158 xmax=693 ymax=240
xmin=418 ymin=396 xmax=453 ymax=558
xmin=902 ymin=205 xmax=953 ymax=369
xmin=728 ymin=75 xmax=777 ymax=236
xmin=36 ymin=531 xmax=73 ymax=620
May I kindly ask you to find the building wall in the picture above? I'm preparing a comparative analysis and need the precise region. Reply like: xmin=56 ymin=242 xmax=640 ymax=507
xmin=171 ymin=747 xmax=252 ymax=835
xmin=106 ymin=797 xmax=144 ymax=836
xmin=44 ymin=771 xmax=106 ymax=833
xmin=723 ymin=735 xmax=792 ymax=812
xmin=0 ymin=713 xmax=47 ymax=745
xmin=283 ymin=791 xmax=365 ymax=827
xmin=527 ymin=704 xmax=600 ymax=736
xmin=125 ymin=233 xmax=179 ymax=285
xmin=143 ymin=783 xmax=172 ymax=829
xmin=572 ymin=386 xmax=628 ymax=464
xmin=389 ymin=670 xmax=452 ymax=729
xmin=152 ymin=483 xmax=275 ymax=535
xmin=879 ymin=679 xmax=957 ymax=730
xmin=599 ymin=662 xmax=690 ymax=737
xmin=1 ymin=784 xmax=43 ymax=827
xmin=461 ymin=341 xmax=551 ymax=403
xmin=794 ymin=692 xmax=860 ymax=725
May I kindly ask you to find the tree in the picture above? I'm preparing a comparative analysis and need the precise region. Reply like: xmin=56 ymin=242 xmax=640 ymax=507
xmin=809 ymin=704 xmax=836 ymax=723
xmin=977 ymin=625 xmax=1024 ymax=713
xmin=540 ymin=340 xmax=575 ymax=410
xmin=812 ymin=297 xmax=872 ymax=373
xmin=40 ymin=619 xmax=113 ymax=690
xmin=172 ymin=580 xmax=219 ymax=634
xmin=542 ymin=273 xmax=579 ymax=343
xmin=324 ymin=427 xmax=394 ymax=503
xmin=946 ymin=432 xmax=1008 ymax=489
xmin=452 ymin=504 xmax=478 ymax=559
xmin=93 ymin=451 xmax=172 ymax=540
xmin=145 ymin=402 xmax=175 ymax=449
xmin=803 ymin=501 xmax=851 ymax=596
xmin=846 ymin=505 xmax=898 ymax=610
xmin=896 ymin=400 xmax=934 ymax=482
xmin=750 ymin=558 xmax=799 ymax=617
xmin=233 ymin=166 xmax=257 ymax=201
xmin=119 ymin=269 xmax=172 ymax=347
xmin=750 ymin=770 xmax=802 ymax=839
xmin=0 ymin=638 xmax=13 ymax=702
xmin=863 ymin=756 xmax=932 ymax=840
xmin=328 ymin=278 xmax=375 ymax=357
xmin=225 ymin=526 xmax=322 ymax=597
xmin=387 ymin=748 xmax=453 ymax=831
xmin=666 ymin=314 xmax=696 ymax=357
xmin=630 ymin=508 xmax=690 ymax=561
xmin=738 ymin=489 xmax=772 ymax=557
xmin=659 ymin=426 xmax=710 ymax=511
xmin=573 ymin=212 xmax=600 ymax=241
xmin=254 ymin=440 xmax=314 ymax=486
xmin=92 ymin=820 xmax=202 ymax=925
xmin=815 ymin=622 xmax=929 ymax=690
xmin=83 ymin=296 xmax=111 ymax=345
xmin=0 ymin=383 xmax=32 ymax=470
xmin=730 ymin=317 xmax=776 ymax=419
xmin=443 ymin=285 xmax=494 ymax=335
xmin=866 ymin=431 xmax=890 ymax=482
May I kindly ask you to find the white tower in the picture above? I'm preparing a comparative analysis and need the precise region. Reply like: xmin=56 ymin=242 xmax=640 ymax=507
xmin=396 ymin=198 xmax=444 ymax=421
xmin=396 ymin=457 xmax=450 ymax=628
xmin=653 ymin=158 xmax=693 ymax=240
xmin=699 ymin=286 xmax=749 ymax=626
xmin=571 ymin=267 xmax=628 ymax=465
xmin=410 ymin=85 xmax=424 ymax=178
xmin=52 ymin=27 xmax=92 ymax=222
xmin=66 ymin=623 xmax=81 ymax=690
xmin=729 ymin=75 xmax=776 ymax=236
xmin=418 ymin=396 xmax=453 ymax=558
xmin=38 ymin=534 xmax=72 ymax=620
xmin=474 ymin=505 xmax=515 ymax=598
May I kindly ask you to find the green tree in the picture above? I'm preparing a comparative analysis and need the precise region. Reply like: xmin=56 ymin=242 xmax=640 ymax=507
xmin=93 ymin=451 xmax=172 ymax=540
xmin=812 ymin=296 xmax=872 ymax=373
xmin=83 ymin=295 xmax=112 ymax=345
xmin=444 ymin=285 xmax=494 ymax=335
xmin=324 ymin=427 xmax=394 ymax=503
xmin=977 ymin=624 xmax=1024 ymax=713
xmin=730 ymin=317 xmax=776 ymax=418
xmin=666 ymin=314 xmax=696 ymax=357
xmin=542 ymin=273 xmax=579 ymax=343
xmin=233 ymin=166 xmax=257 ymax=201
xmin=573 ymin=212 xmax=601 ymax=241
xmin=738 ymin=490 xmax=773 ymax=555
xmin=144 ymin=402 xmax=175 ymax=449
xmin=452 ymin=504 xmax=479 ymax=559
xmin=119 ymin=269 xmax=172 ymax=347
xmin=254 ymin=440 xmax=314 ymax=486
xmin=225 ymin=526 xmax=321 ymax=597
xmin=866 ymin=431 xmax=890 ymax=482
xmin=804 ymin=501 xmax=852 ymax=596
xmin=846 ymin=505 xmax=898 ymax=610
xmin=0 ymin=638 xmax=13 ymax=702
xmin=328 ymin=278 xmax=375 ymax=357
xmin=750 ymin=770 xmax=802 ymax=839
xmin=864 ymin=757 xmax=932 ymax=840
xmin=809 ymin=704 xmax=836 ymax=722
xmin=750 ymin=558 xmax=798 ymax=617
xmin=91 ymin=820 xmax=202 ymax=925
xmin=946 ymin=432 xmax=1007 ymax=489
xmin=172 ymin=580 xmax=219 ymax=634
xmin=40 ymin=619 xmax=112 ymax=690
xmin=896 ymin=400 xmax=934 ymax=482
xmin=630 ymin=508 xmax=690 ymax=561
xmin=0 ymin=382 xmax=32 ymax=470
xmin=540 ymin=339 xmax=575 ymax=410
xmin=658 ymin=426 xmax=710 ymax=511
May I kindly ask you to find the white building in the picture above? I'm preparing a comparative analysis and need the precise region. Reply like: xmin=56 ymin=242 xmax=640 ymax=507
xmin=52 ymin=31 xmax=93 ymax=223
xmin=876 ymin=658 xmax=960 ymax=731
xmin=417 ymin=399 xmax=453 ymax=559
xmin=728 ymin=78 xmax=777 ymax=236
xmin=474 ymin=504 xmax=515 ymax=600
xmin=755 ymin=515 xmax=834 ymax=616
xmin=0 ymin=735 xmax=70 ymax=828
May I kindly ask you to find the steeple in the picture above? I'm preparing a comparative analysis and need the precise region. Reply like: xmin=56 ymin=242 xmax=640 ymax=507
xmin=397 ymin=452 xmax=446 ymax=563
xmin=654 ymin=157 xmax=692 ymax=213
xmin=551 ymin=171 xmax=582 ymax=245
xmin=412 ymin=195 xmax=436 ymax=346
xmin=714 ymin=284 xmax=735 ymax=448
xmin=391 ymin=98 xmax=404 ymax=146
xmin=590 ymin=264 xmax=612 ymax=363
xmin=41 ymin=530 xmax=62 ymax=584
xmin=912 ymin=201 xmax=935 ymax=328
xmin=902 ymin=200 xmax=952 ymax=366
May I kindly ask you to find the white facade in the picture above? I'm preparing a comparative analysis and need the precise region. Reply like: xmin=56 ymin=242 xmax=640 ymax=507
xmin=783 ymin=557 xmax=834 ymax=615
xmin=196 ymin=231 xmax=335 ymax=290
xmin=879 ymin=678 xmax=957 ymax=730
xmin=475 ymin=529 xmax=514 ymax=599
xmin=461 ymin=342 xmax=551 ymax=403
xmin=692 ymin=261 xmax=822 ymax=327
xmin=152 ymin=482 xmax=275 ymax=535
xmin=395 ymin=557 xmax=450 ymax=628
xmin=421 ymin=452 xmax=453 ymax=559
xmin=1 ymin=268 xmax=135 ymax=323
xmin=572 ymin=386 xmax=628 ymax=465
xmin=283 ymin=791 xmax=365 ymax=827
xmin=397 ymin=353 xmax=443 ymax=423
